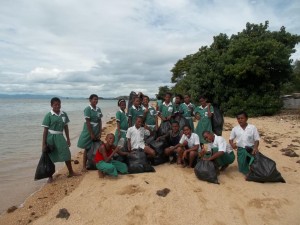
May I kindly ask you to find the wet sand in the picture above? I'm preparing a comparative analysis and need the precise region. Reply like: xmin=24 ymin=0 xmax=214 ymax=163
xmin=1 ymin=110 xmax=300 ymax=225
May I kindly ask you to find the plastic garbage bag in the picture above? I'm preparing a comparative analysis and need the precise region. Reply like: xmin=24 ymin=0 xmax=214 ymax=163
xmin=194 ymin=159 xmax=219 ymax=184
xmin=211 ymin=106 xmax=224 ymax=136
xmin=86 ymin=140 xmax=101 ymax=170
xmin=246 ymin=152 xmax=285 ymax=183
xmin=128 ymin=148 xmax=155 ymax=173
xmin=34 ymin=152 xmax=55 ymax=180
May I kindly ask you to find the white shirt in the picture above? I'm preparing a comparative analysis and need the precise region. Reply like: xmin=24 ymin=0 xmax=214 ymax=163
xmin=229 ymin=124 xmax=260 ymax=148
xmin=179 ymin=133 xmax=200 ymax=151
xmin=207 ymin=135 xmax=233 ymax=154
xmin=126 ymin=125 xmax=150 ymax=149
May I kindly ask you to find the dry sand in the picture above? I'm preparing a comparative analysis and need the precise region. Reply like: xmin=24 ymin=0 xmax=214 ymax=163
xmin=1 ymin=110 xmax=300 ymax=225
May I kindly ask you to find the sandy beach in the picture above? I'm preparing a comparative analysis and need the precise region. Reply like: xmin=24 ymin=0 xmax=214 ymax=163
xmin=1 ymin=110 xmax=299 ymax=225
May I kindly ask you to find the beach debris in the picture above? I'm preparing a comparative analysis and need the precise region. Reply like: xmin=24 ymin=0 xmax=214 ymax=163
xmin=28 ymin=205 xmax=33 ymax=209
xmin=145 ymin=181 xmax=149 ymax=184
xmin=156 ymin=188 xmax=170 ymax=197
xmin=74 ymin=160 xmax=79 ymax=164
xmin=56 ymin=208 xmax=70 ymax=220
xmin=30 ymin=212 xmax=36 ymax=216
xmin=280 ymin=148 xmax=299 ymax=157
xmin=296 ymin=160 xmax=300 ymax=164
xmin=7 ymin=205 xmax=17 ymax=213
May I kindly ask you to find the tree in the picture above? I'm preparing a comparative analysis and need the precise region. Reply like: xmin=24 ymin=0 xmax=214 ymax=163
xmin=156 ymin=86 xmax=171 ymax=100
xmin=167 ymin=21 xmax=300 ymax=116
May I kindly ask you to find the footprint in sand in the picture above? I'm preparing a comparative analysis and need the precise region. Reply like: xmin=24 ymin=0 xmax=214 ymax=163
xmin=248 ymin=198 xmax=289 ymax=210
xmin=117 ymin=184 xmax=145 ymax=195
xmin=126 ymin=205 xmax=147 ymax=225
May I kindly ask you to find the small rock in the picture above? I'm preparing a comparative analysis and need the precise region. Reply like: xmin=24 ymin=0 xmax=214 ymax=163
xmin=28 ymin=205 xmax=32 ymax=209
xmin=156 ymin=188 xmax=171 ymax=197
xmin=296 ymin=160 xmax=300 ymax=164
xmin=74 ymin=160 xmax=79 ymax=164
xmin=7 ymin=206 xmax=17 ymax=213
xmin=30 ymin=212 xmax=35 ymax=216
xmin=56 ymin=208 xmax=70 ymax=220
xmin=272 ymin=144 xmax=278 ymax=147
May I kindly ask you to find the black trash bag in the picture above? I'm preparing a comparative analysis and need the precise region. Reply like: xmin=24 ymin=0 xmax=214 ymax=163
xmin=246 ymin=152 xmax=285 ymax=183
xmin=128 ymin=149 xmax=155 ymax=173
xmin=158 ymin=121 xmax=171 ymax=136
xmin=149 ymin=140 xmax=168 ymax=166
xmin=211 ymin=106 xmax=224 ymax=136
xmin=194 ymin=159 xmax=219 ymax=184
xmin=34 ymin=152 xmax=55 ymax=180
xmin=114 ymin=138 xmax=129 ymax=164
xmin=86 ymin=140 xmax=102 ymax=170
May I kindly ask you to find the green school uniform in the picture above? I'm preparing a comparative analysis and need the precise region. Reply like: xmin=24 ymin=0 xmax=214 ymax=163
xmin=42 ymin=110 xmax=71 ymax=163
xmin=179 ymin=103 xmax=195 ymax=132
xmin=159 ymin=102 xmax=174 ymax=119
xmin=211 ymin=147 xmax=235 ymax=167
xmin=96 ymin=160 xmax=128 ymax=177
xmin=128 ymin=105 xmax=144 ymax=126
xmin=142 ymin=105 xmax=157 ymax=131
xmin=237 ymin=147 xmax=255 ymax=175
xmin=77 ymin=105 xmax=103 ymax=149
xmin=194 ymin=105 xmax=214 ymax=144
xmin=114 ymin=109 xmax=128 ymax=145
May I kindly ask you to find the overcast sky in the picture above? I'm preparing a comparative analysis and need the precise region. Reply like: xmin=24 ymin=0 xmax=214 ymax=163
xmin=1 ymin=0 xmax=299 ymax=98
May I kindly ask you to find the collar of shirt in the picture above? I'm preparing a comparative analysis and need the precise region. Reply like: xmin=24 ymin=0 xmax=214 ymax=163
xmin=119 ymin=109 xmax=126 ymax=113
xmin=132 ymin=105 xmax=142 ymax=111
xmin=142 ymin=105 xmax=154 ymax=110
xmin=163 ymin=102 xmax=172 ymax=107
xmin=89 ymin=105 xmax=99 ymax=111
xmin=51 ymin=110 xmax=64 ymax=116
xmin=199 ymin=105 xmax=207 ymax=109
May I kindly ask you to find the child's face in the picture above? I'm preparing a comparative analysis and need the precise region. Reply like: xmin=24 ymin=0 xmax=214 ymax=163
xmin=199 ymin=98 xmax=206 ymax=106
xmin=119 ymin=101 xmax=126 ymax=110
xmin=90 ymin=97 xmax=98 ymax=107
xmin=183 ymin=126 xmax=191 ymax=137
xmin=203 ymin=133 xmax=213 ymax=143
xmin=171 ymin=123 xmax=179 ymax=133
xmin=237 ymin=114 xmax=248 ymax=127
xmin=142 ymin=97 xmax=149 ymax=106
xmin=106 ymin=134 xmax=115 ymax=145
xmin=135 ymin=118 xmax=143 ymax=128
xmin=184 ymin=95 xmax=190 ymax=104
xmin=51 ymin=101 xmax=61 ymax=113
xmin=133 ymin=98 xmax=140 ymax=107
xmin=175 ymin=97 xmax=181 ymax=104
xmin=164 ymin=94 xmax=171 ymax=103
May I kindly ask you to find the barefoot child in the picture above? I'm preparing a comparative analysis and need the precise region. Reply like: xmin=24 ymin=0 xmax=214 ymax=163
xmin=176 ymin=125 xmax=200 ymax=168
xmin=42 ymin=97 xmax=80 ymax=182
xmin=94 ymin=133 xmax=129 ymax=177
xmin=77 ymin=94 xmax=102 ymax=172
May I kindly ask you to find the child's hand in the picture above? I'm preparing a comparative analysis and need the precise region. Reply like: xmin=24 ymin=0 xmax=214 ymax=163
xmin=67 ymin=139 xmax=71 ymax=147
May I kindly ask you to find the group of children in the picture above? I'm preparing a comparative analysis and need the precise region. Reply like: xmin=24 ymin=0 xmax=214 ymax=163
xmin=41 ymin=93 xmax=260 ymax=181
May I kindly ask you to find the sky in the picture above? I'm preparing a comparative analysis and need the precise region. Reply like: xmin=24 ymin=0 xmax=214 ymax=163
xmin=0 ymin=0 xmax=300 ymax=98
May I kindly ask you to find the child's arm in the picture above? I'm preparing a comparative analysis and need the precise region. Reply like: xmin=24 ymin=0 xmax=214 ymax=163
xmin=86 ymin=118 xmax=95 ymax=140
xmin=116 ymin=121 xmax=121 ymax=141
xmin=42 ymin=127 xmax=48 ymax=151
xmin=207 ymin=103 xmax=213 ymax=118
xmin=64 ymin=125 xmax=71 ymax=147
xmin=100 ymin=146 xmax=118 ymax=162
xmin=127 ymin=138 xmax=132 ymax=152
xmin=99 ymin=119 xmax=102 ymax=140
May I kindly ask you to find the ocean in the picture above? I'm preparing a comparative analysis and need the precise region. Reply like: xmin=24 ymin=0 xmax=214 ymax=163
xmin=0 ymin=98 xmax=118 ymax=214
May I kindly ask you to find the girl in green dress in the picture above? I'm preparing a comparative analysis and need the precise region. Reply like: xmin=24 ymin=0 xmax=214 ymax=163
xmin=114 ymin=99 xmax=128 ymax=146
xmin=194 ymin=96 xmax=214 ymax=146
xmin=77 ymin=94 xmax=103 ymax=172
xmin=42 ymin=97 xmax=79 ymax=182
xmin=179 ymin=94 xmax=195 ymax=132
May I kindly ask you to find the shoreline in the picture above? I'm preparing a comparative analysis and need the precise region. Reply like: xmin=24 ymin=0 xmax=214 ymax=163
xmin=1 ymin=111 xmax=300 ymax=225
xmin=0 ymin=117 xmax=117 ymax=225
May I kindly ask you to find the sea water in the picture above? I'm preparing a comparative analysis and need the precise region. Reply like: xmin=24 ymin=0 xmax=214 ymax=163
xmin=0 ymin=98 xmax=118 ymax=213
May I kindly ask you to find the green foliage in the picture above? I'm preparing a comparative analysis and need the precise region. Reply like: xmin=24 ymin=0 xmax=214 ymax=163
xmin=156 ymin=86 xmax=171 ymax=100
xmin=282 ymin=60 xmax=300 ymax=93
xmin=162 ymin=21 xmax=300 ymax=116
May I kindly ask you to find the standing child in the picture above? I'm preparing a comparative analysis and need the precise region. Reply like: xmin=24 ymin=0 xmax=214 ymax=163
xmin=128 ymin=96 xmax=144 ymax=127
xmin=194 ymin=96 xmax=214 ymax=147
xmin=142 ymin=95 xmax=158 ymax=133
xmin=114 ymin=99 xmax=128 ymax=146
xmin=179 ymin=94 xmax=195 ymax=132
xmin=94 ymin=133 xmax=128 ymax=177
xmin=77 ymin=94 xmax=102 ymax=172
xmin=42 ymin=97 xmax=80 ymax=182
